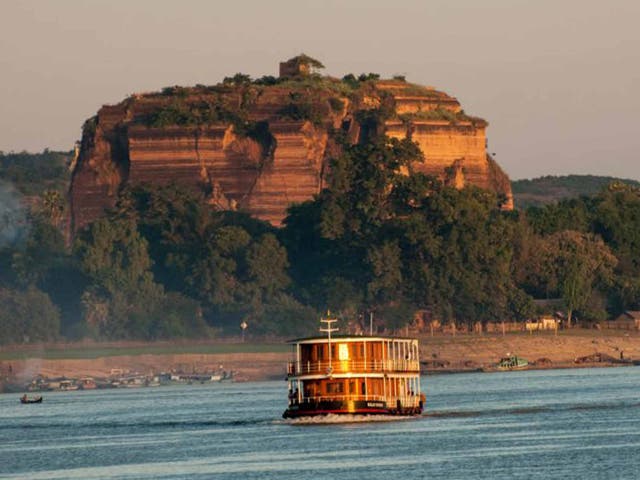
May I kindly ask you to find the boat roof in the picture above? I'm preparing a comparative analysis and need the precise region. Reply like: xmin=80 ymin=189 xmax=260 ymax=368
xmin=287 ymin=335 xmax=418 ymax=345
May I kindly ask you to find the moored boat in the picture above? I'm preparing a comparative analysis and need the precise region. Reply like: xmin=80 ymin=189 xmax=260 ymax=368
xmin=58 ymin=380 xmax=79 ymax=391
xmin=78 ymin=377 xmax=97 ymax=390
xmin=20 ymin=395 xmax=43 ymax=404
xmin=283 ymin=317 xmax=424 ymax=419
xmin=496 ymin=355 xmax=529 ymax=370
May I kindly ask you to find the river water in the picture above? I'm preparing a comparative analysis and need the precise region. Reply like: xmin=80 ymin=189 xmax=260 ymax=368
xmin=1 ymin=367 xmax=639 ymax=479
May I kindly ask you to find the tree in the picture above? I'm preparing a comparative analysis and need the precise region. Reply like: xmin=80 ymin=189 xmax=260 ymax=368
xmin=397 ymin=186 xmax=523 ymax=326
xmin=110 ymin=184 xmax=295 ymax=334
xmin=593 ymin=183 xmax=640 ymax=275
xmin=543 ymin=231 xmax=617 ymax=326
xmin=283 ymin=135 xmax=527 ymax=330
xmin=0 ymin=287 xmax=60 ymax=344
xmin=282 ymin=136 xmax=423 ymax=323
xmin=12 ymin=216 xmax=66 ymax=286
xmin=75 ymin=217 xmax=155 ymax=295
xmin=320 ymin=136 xmax=423 ymax=238
xmin=284 ymin=54 xmax=325 ymax=70
xmin=11 ymin=216 xmax=88 ymax=337
xmin=526 ymin=197 xmax=592 ymax=236
xmin=40 ymin=189 xmax=66 ymax=228
xmin=74 ymin=216 xmax=167 ymax=339
xmin=366 ymin=241 xmax=404 ymax=304
xmin=244 ymin=233 xmax=290 ymax=303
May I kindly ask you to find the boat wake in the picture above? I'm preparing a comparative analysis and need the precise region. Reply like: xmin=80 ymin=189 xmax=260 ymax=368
xmin=424 ymin=400 xmax=640 ymax=419
xmin=7 ymin=418 xmax=272 ymax=431
xmin=283 ymin=414 xmax=416 ymax=425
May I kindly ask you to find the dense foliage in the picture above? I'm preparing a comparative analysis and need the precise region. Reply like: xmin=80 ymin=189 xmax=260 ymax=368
xmin=0 ymin=149 xmax=71 ymax=196
xmin=0 ymin=127 xmax=640 ymax=343
xmin=2 ymin=144 xmax=640 ymax=342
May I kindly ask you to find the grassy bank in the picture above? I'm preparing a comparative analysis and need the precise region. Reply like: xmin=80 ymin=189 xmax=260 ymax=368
xmin=0 ymin=342 xmax=289 ymax=361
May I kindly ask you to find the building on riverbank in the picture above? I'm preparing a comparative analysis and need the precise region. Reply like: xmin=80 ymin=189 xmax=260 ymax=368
xmin=602 ymin=311 xmax=640 ymax=331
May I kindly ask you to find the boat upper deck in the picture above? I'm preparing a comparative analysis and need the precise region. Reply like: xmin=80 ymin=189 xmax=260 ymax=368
xmin=287 ymin=335 xmax=420 ymax=378
xmin=287 ymin=335 xmax=417 ymax=344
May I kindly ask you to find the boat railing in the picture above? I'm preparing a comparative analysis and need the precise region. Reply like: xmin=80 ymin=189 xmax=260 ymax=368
xmin=288 ymin=359 xmax=420 ymax=376
xmin=300 ymin=394 xmax=387 ymax=404
xmin=291 ymin=394 xmax=423 ymax=408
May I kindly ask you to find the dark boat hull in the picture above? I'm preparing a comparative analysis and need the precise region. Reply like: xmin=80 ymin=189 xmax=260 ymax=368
xmin=20 ymin=397 xmax=43 ymax=404
xmin=283 ymin=399 xmax=422 ymax=418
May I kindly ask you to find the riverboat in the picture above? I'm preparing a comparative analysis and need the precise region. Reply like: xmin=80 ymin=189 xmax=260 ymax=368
xmin=283 ymin=317 xmax=424 ymax=418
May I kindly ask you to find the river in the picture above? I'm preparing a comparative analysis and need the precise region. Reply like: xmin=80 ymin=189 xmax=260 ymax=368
xmin=1 ymin=367 xmax=639 ymax=479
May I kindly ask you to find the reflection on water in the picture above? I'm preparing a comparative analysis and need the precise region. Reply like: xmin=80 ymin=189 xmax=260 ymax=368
xmin=1 ymin=367 xmax=640 ymax=479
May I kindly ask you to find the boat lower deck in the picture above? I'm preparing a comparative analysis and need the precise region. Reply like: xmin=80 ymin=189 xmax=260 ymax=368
xmin=283 ymin=398 xmax=423 ymax=418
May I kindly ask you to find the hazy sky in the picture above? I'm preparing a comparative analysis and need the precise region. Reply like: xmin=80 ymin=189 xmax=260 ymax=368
xmin=1 ymin=0 xmax=638 ymax=180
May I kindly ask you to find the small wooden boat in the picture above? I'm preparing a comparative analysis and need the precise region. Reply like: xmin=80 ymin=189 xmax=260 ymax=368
xmin=497 ymin=355 xmax=529 ymax=371
xmin=20 ymin=395 xmax=43 ymax=404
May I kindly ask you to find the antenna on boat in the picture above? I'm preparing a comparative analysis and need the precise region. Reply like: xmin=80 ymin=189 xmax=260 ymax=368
xmin=320 ymin=311 xmax=339 ymax=373
xmin=369 ymin=312 xmax=373 ymax=336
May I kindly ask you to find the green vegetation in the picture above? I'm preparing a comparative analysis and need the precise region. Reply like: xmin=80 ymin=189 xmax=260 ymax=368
xmin=3 ymin=142 xmax=640 ymax=343
xmin=282 ymin=135 xmax=529 ymax=330
xmin=222 ymin=73 xmax=252 ymax=86
xmin=0 ymin=286 xmax=60 ymax=344
xmin=512 ymin=175 xmax=640 ymax=209
xmin=398 ymin=109 xmax=486 ymax=126
xmin=0 ymin=149 xmax=71 ymax=196
xmin=146 ymin=98 xmax=244 ymax=128
xmin=277 ymin=98 xmax=325 ymax=125
xmin=285 ymin=54 xmax=325 ymax=71
xmin=328 ymin=97 xmax=345 ymax=113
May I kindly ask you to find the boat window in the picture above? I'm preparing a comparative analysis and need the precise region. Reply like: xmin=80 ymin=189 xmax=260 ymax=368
xmin=338 ymin=343 xmax=349 ymax=361
xmin=326 ymin=382 xmax=344 ymax=394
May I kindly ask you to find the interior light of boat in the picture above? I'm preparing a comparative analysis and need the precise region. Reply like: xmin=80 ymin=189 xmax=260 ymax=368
xmin=338 ymin=343 xmax=350 ymax=361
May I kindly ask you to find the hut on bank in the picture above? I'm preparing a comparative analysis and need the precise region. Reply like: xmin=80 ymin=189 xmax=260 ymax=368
xmin=600 ymin=311 xmax=640 ymax=331
xmin=525 ymin=316 xmax=561 ymax=332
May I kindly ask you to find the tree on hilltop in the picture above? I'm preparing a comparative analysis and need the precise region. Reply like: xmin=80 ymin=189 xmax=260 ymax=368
xmin=287 ymin=54 xmax=325 ymax=70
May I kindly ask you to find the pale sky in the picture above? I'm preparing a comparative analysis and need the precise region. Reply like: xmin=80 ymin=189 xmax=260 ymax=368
xmin=1 ymin=0 xmax=638 ymax=180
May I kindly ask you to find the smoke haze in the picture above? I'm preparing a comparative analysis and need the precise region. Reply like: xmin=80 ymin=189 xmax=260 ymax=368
xmin=0 ymin=180 xmax=28 ymax=247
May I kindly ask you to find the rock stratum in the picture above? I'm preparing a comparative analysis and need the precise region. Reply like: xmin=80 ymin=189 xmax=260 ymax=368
xmin=70 ymin=58 xmax=513 ymax=232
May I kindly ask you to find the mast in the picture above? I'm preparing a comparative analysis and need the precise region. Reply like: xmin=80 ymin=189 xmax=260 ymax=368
xmin=319 ymin=313 xmax=339 ymax=373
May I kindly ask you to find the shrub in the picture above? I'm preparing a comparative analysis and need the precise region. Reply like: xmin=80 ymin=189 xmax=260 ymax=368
xmin=328 ymin=97 xmax=345 ymax=113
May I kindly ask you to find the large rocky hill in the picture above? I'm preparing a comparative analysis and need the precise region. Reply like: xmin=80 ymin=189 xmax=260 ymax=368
xmin=69 ymin=56 xmax=513 ymax=232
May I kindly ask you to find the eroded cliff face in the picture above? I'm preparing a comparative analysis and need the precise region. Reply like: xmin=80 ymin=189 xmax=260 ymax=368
xmin=70 ymin=70 xmax=512 ymax=232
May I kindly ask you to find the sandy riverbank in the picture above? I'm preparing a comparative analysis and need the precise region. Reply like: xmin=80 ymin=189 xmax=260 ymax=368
xmin=1 ymin=331 xmax=639 ymax=387
xmin=418 ymin=331 xmax=639 ymax=371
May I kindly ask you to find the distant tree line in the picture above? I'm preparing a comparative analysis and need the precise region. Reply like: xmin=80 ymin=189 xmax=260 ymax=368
xmin=0 ymin=149 xmax=71 ymax=196
xmin=512 ymin=174 xmax=640 ymax=208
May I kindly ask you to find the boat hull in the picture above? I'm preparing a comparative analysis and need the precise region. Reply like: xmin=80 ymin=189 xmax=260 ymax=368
xmin=20 ymin=397 xmax=43 ymax=404
xmin=283 ymin=399 xmax=423 ymax=418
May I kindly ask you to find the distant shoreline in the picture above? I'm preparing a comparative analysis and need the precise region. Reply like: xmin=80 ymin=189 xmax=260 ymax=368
xmin=2 ymin=330 xmax=639 ymax=392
